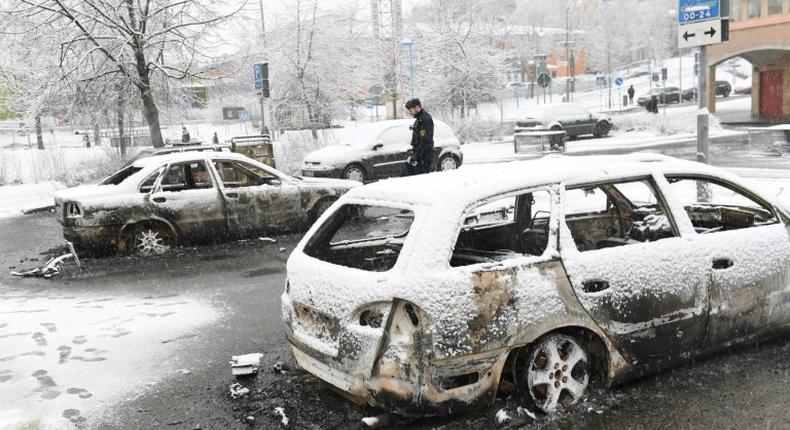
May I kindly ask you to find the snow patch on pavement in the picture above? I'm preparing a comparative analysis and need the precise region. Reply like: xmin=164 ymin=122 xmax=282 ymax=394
xmin=0 ymin=288 xmax=220 ymax=429
xmin=0 ymin=181 xmax=65 ymax=219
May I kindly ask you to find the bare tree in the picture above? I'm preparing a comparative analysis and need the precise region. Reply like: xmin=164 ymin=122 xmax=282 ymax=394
xmin=1 ymin=0 xmax=247 ymax=147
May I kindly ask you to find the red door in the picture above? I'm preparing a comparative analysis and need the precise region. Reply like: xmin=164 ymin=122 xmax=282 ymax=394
xmin=760 ymin=70 xmax=784 ymax=118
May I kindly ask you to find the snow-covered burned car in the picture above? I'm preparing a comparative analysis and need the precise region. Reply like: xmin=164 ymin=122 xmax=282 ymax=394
xmin=55 ymin=152 xmax=359 ymax=255
xmin=300 ymin=119 xmax=463 ymax=182
xmin=282 ymin=154 xmax=790 ymax=416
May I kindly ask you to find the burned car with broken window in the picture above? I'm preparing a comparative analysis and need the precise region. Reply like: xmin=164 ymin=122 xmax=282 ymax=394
xmin=282 ymin=154 xmax=790 ymax=415
xmin=54 ymin=152 xmax=359 ymax=255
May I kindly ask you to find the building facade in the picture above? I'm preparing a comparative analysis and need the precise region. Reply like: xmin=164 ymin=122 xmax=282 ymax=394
xmin=707 ymin=0 xmax=790 ymax=118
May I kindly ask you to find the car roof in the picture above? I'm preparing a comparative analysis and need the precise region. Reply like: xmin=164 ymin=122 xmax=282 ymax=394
xmin=131 ymin=151 xmax=252 ymax=168
xmin=345 ymin=154 xmax=729 ymax=208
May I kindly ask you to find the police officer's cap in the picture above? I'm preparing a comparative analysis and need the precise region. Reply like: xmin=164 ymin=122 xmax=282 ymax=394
xmin=404 ymin=98 xmax=421 ymax=109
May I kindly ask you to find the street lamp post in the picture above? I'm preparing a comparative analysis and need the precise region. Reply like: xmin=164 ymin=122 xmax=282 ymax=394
xmin=401 ymin=38 xmax=415 ymax=99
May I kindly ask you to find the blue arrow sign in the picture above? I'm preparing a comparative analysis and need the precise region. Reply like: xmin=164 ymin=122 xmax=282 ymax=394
xmin=253 ymin=64 xmax=262 ymax=90
xmin=614 ymin=77 xmax=624 ymax=87
xmin=678 ymin=0 xmax=720 ymax=25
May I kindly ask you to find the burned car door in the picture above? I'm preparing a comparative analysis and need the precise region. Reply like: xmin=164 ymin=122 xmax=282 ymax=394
xmin=212 ymin=160 xmax=306 ymax=237
xmin=448 ymin=188 xmax=571 ymax=353
xmin=369 ymin=126 xmax=412 ymax=178
xmin=664 ymin=176 xmax=790 ymax=345
xmin=559 ymin=178 xmax=710 ymax=365
xmin=149 ymin=160 xmax=227 ymax=241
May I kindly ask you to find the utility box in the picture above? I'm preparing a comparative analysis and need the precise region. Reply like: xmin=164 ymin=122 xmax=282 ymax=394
xmin=231 ymin=134 xmax=275 ymax=167
xmin=514 ymin=130 xmax=567 ymax=154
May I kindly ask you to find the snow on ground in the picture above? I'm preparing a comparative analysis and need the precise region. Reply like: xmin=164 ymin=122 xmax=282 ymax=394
xmin=0 ymin=287 xmax=221 ymax=429
xmin=0 ymin=182 xmax=65 ymax=220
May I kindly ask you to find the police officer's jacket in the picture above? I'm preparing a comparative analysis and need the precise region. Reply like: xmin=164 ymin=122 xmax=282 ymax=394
xmin=410 ymin=110 xmax=434 ymax=158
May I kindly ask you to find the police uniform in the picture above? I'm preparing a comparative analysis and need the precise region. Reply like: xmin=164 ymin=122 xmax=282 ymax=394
xmin=409 ymin=109 xmax=434 ymax=175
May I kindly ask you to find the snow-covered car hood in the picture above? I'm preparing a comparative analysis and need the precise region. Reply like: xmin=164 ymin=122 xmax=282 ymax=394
xmin=303 ymin=145 xmax=369 ymax=167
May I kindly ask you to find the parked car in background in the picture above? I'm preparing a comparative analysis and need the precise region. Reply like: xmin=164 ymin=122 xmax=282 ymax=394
xmin=637 ymin=87 xmax=682 ymax=106
xmin=682 ymin=81 xmax=732 ymax=101
xmin=514 ymin=103 xmax=612 ymax=139
xmin=56 ymin=152 xmax=358 ymax=255
xmin=300 ymin=119 xmax=464 ymax=183
xmin=283 ymin=153 xmax=790 ymax=416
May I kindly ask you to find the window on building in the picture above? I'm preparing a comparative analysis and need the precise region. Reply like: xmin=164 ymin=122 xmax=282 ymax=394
xmin=729 ymin=0 xmax=741 ymax=21
xmin=768 ymin=0 xmax=783 ymax=15
xmin=747 ymin=0 xmax=761 ymax=18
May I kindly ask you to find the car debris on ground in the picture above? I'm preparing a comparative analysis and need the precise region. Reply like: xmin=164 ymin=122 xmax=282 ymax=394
xmin=273 ymin=361 xmax=290 ymax=374
xmin=230 ymin=353 xmax=263 ymax=377
xmin=229 ymin=383 xmax=250 ymax=399
xmin=272 ymin=407 xmax=289 ymax=427
xmin=10 ymin=241 xmax=80 ymax=278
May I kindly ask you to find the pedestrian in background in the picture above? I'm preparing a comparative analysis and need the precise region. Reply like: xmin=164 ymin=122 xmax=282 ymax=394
xmin=181 ymin=126 xmax=190 ymax=143
xmin=627 ymin=85 xmax=635 ymax=105
xmin=212 ymin=132 xmax=219 ymax=144
xmin=405 ymin=98 xmax=434 ymax=176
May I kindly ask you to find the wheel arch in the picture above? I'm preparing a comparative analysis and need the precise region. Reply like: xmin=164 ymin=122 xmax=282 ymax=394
xmin=496 ymin=324 xmax=613 ymax=401
xmin=117 ymin=217 xmax=179 ymax=252
xmin=343 ymin=162 xmax=369 ymax=181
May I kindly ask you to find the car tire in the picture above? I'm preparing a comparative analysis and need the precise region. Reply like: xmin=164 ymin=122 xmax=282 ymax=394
xmin=129 ymin=224 xmax=174 ymax=257
xmin=723 ymin=91 xmax=730 ymax=98
xmin=342 ymin=164 xmax=366 ymax=183
xmin=594 ymin=121 xmax=611 ymax=138
xmin=437 ymin=154 xmax=459 ymax=171
xmin=309 ymin=197 xmax=337 ymax=222
xmin=520 ymin=333 xmax=590 ymax=414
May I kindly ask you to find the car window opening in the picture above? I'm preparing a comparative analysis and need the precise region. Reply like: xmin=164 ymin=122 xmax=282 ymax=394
xmin=666 ymin=176 xmax=779 ymax=233
xmin=451 ymin=190 xmax=552 ymax=267
xmin=214 ymin=161 xmax=279 ymax=188
xmin=565 ymin=179 xmax=676 ymax=252
xmin=160 ymin=161 xmax=213 ymax=192
xmin=304 ymin=205 xmax=414 ymax=272
xmin=100 ymin=165 xmax=142 ymax=185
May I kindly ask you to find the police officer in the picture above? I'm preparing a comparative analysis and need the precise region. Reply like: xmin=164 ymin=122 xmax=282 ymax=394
xmin=405 ymin=98 xmax=434 ymax=175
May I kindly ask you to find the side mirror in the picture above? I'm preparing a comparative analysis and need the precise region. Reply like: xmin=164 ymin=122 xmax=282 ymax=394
xmin=372 ymin=142 xmax=383 ymax=151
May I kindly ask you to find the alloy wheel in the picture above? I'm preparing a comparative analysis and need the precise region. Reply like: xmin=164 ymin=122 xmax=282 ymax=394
xmin=524 ymin=334 xmax=590 ymax=413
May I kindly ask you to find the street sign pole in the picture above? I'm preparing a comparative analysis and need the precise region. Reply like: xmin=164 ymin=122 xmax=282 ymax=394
xmin=697 ymin=45 xmax=709 ymax=165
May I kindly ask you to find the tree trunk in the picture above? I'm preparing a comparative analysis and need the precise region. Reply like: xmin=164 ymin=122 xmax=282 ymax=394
xmin=93 ymin=123 xmax=101 ymax=146
xmin=140 ymin=85 xmax=164 ymax=148
xmin=117 ymin=94 xmax=126 ymax=157
xmin=35 ymin=113 xmax=44 ymax=150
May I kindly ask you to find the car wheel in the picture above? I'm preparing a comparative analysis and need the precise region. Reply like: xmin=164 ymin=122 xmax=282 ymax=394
xmin=438 ymin=154 xmax=459 ymax=171
xmin=521 ymin=334 xmax=590 ymax=414
xmin=310 ymin=197 xmax=336 ymax=222
xmin=342 ymin=164 xmax=366 ymax=183
xmin=723 ymin=91 xmax=730 ymax=98
xmin=594 ymin=121 xmax=611 ymax=138
xmin=130 ymin=224 xmax=174 ymax=256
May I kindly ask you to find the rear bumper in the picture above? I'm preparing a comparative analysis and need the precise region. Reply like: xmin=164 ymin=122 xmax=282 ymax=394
xmin=61 ymin=224 xmax=119 ymax=251
xmin=287 ymin=339 xmax=507 ymax=416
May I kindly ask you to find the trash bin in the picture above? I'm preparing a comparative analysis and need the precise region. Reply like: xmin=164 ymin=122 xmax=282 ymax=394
xmin=514 ymin=130 xmax=567 ymax=155
xmin=623 ymin=95 xmax=629 ymax=106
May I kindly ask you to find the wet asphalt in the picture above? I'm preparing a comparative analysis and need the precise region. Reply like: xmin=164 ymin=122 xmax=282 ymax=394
xmin=2 ymin=134 xmax=790 ymax=429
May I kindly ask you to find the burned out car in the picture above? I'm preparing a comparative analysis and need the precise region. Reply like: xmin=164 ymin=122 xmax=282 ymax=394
xmin=55 ymin=152 xmax=359 ymax=255
xmin=282 ymin=153 xmax=790 ymax=415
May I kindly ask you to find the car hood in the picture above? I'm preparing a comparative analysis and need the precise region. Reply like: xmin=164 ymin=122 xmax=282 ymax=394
xmin=303 ymin=145 xmax=369 ymax=166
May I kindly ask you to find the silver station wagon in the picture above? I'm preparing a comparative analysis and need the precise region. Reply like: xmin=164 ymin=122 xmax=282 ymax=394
xmin=281 ymin=154 xmax=790 ymax=415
